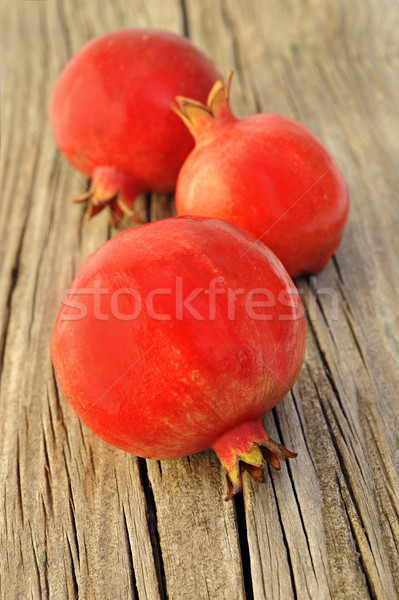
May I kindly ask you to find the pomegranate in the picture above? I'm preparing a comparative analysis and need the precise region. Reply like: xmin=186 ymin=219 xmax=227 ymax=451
xmin=173 ymin=72 xmax=349 ymax=277
xmin=49 ymin=29 xmax=219 ymax=224
xmin=50 ymin=216 xmax=306 ymax=499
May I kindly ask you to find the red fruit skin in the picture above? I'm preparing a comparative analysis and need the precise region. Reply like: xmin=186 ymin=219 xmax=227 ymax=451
xmin=50 ymin=217 xmax=305 ymax=483
xmin=174 ymin=76 xmax=349 ymax=278
xmin=49 ymin=29 xmax=219 ymax=220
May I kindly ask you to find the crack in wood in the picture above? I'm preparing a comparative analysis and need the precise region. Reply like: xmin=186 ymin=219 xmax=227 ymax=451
xmin=305 ymin=310 xmax=359 ymax=442
xmin=29 ymin=521 xmax=45 ymax=599
xmin=122 ymin=507 xmax=140 ymax=600
xmin=0 ymin=240 xmax=25 ymax=377
xmin=145 ymin=192 xmax=152 ymax=224
xmin=270 ymin=475 xmax=298 ymax=600
xmin=45 ymin=385 xmax=57 ymax=445
xmin=62 ymin=452 xmax=81 ymax=573
xmin=0 ymin=132 xmax=42 ymax=375
xmin=290 ymin=389 xmax=317 ymax=470
xmin=342 ymin=307 xmax=368 ymax=368
xmin=312 ymin=378 xmax=359 ymax=506
xmin=312 ymin=379 xmax=380 ymax=595
xmin=366 ymin=419 xmax=399 ymax=509
xmin=327 ymin=259 xmax=371 ymax=371
xmin=39 ymin=494 xmax=50 ymax=596
xmin=65 ymin=531 xmax=79 ymax=599
xmin=336 ymin=475 xmax=377 ymax=600
xmin=233 ymin=491 xmax=254 ymax=600
xmin=137 ymin=457 xmax=168 ymax=600
xmin=50 ymin=369 xmax=73 ymax=459
xmin=180 ymin=0 xmax=190 ymax=38
xmin=15 ymin=433 xmax=25 ymax=528
xmin=332 ymin=255 xmax=344 ymax=285
xmin=273 ymin=410 xmax=318 ymax=580
xmin=41 ymin=427 xmax=54 ymax=518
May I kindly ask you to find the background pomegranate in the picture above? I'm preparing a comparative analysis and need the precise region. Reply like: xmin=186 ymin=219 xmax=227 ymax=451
xmin=51 ymin=216 xmax=306 ymax=499
xmin=173 ymin=72 xmax=350 ymax=277
xmin=49 ymin=29 xmax=219 ymax=224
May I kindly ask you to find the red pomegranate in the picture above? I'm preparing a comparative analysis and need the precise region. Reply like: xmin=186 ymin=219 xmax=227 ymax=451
xmin=50 ymin=216 xmax=306 ymax=499
xmin=49 ymin=29 xmax=219 ymax=224
xmin=173 ymin=72 xmax=349 ymax=277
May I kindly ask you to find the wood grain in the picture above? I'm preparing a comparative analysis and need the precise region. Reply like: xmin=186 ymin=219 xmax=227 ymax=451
xmin=1 ymin=1 xmax=399 ymax=599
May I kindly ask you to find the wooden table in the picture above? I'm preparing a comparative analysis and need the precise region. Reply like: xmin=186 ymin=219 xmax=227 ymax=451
xmin=1 ymin=1 xmax=399 ymax=598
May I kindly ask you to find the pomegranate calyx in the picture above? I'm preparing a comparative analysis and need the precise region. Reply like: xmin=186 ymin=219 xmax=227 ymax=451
xmin=206 ymin=70 xmax=233 ymax=118
xmin=70 ymin=166 xmax=143 ymax=226
xmin=212 ymin=420 xmax=297 ymax=501
xmin=71 ymin=188 xmax=143 ymax=225
xmin=173 ymin=71 xmax=235 ymax=140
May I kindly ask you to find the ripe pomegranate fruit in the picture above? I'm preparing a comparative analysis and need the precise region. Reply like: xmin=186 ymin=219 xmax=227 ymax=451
xmin=49 ymin=29 xmax=219 ymax=224
xmin=173 ymin=72 xmax=350 ymax=277
xmin=50 ymin=216 xmax=306 ymax=499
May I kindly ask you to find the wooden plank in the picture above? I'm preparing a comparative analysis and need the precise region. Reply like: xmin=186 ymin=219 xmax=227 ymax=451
xmin=0 ymin=2 xmax=176 ymax=600
xmin=1 ymin=0 xmax=399 ymax=599
xmin=146 ymin=455 xmax=246 ymax=600
xmin=185 ymin=0 xmax=399 ymax=598
xmin=147 ymin=195 xmax=246 ymax=599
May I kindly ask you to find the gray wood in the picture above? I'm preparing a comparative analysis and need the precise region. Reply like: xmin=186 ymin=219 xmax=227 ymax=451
xmin=1 ymin=1 xmax=399 ymax=598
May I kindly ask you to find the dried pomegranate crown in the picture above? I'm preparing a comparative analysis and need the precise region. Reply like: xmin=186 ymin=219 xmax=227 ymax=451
xmin=172 ymin=71 xmax=236 ymax=139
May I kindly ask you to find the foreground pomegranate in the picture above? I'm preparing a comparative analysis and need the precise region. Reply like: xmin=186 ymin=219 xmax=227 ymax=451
xmin=174 ymin=73 xmax=349 ymax=277
xmin=49 ymin=29 xmax=219 ymax=224
xmin=51 ymin=216 xmax=306 ymax=499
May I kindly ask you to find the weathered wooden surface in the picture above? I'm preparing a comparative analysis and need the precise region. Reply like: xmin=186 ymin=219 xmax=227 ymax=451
xmin=1 ymin=1 xmax=399 ymax=598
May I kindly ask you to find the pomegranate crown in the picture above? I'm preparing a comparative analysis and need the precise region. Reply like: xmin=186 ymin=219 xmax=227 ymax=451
xmin=172 ymin=71 xmax=235 ymax=138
